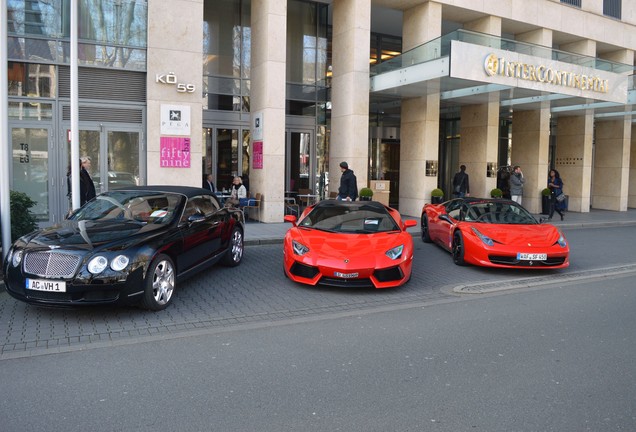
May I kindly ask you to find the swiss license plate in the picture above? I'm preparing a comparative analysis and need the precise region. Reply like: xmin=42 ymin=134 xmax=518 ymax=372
xmin=334 ymin=271 xmax=359 ymax=279
xmin=517 ymin=253 xmax=547 ymax=261
xmin=26 ymin=278 xmax=67 ymax=292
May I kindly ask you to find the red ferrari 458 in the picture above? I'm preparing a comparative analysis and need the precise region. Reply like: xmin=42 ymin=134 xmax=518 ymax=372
xmin=421 ymin=197 xmax=569 ymax=268
xmin=284 ymin=200 xmax=417 ymax=288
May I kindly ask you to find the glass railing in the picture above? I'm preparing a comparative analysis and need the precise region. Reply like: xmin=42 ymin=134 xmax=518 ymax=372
xmin=371 ymin=29 xmax=634 ymax=76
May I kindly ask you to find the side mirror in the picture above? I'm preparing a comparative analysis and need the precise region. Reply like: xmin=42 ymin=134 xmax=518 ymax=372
xmin=284 ymin=214 xmax=297 ymax=226
xmin=439 ymin=214 xmax=452 ymax=224
xmin=403 ymin=219 xmax=417 ymax=229
xmin=188 ymin=213 xmax=206 ymax=224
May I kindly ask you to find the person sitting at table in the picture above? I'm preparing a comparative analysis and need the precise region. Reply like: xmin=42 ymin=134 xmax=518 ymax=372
xmin=226 ymin=176 xmax=247 ymax=207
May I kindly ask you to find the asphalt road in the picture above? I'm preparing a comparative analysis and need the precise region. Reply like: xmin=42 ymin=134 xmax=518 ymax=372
xmin=0 ymin=270 xmax=634 ymax=431
xmin=1 ymin=226 xmax=636 ymax=358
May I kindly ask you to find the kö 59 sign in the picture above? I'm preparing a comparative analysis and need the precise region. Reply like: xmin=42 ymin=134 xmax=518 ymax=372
xmin=156 ymin=72 xmax=196 ymax=93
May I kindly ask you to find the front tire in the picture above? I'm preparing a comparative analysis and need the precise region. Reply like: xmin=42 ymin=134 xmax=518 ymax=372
xmin=452 ymin=231 xmax=466 ymax=266
xmin=421 ymin=215 xmax=432 ymax=243
xmin=222 ymin=227 xmax=244 ymax=266
xmin=141 ymin=254 xmax=175 ymax=311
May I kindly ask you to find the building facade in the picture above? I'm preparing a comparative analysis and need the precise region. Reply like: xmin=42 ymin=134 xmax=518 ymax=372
xmin=5 ymin=0 xmax=636 ymax=225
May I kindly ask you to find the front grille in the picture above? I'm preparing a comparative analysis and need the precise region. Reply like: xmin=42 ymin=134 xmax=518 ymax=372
xmin=24 ymin=252 xmax=82 ymax=278
xmin=374 ymin=266 xmax=404 ymax=282
xmin=290 ymin=262 xmax=320 ymax=279
xmin=320 ymin=277 xmax=374 ymax=288
xmin=488 ymin=255 xmax=566 ymax=267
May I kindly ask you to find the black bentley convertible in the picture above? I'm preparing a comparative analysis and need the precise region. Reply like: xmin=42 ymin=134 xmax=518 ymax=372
xmin=3 ymin=186 xmax=244 ymax=310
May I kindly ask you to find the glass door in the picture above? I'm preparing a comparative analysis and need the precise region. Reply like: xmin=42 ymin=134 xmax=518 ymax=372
xmin=104 ymin=129 xmax=142 ymax=190
xmin=11 ymin=126 xmax=57 ymax=224
xmin=203 ymin=127 xmax=250 ymax=194
xmin=286 ymin=130 xmax=315 ymax=193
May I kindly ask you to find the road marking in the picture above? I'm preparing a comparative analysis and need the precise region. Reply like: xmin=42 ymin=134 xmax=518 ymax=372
xmin=451 ymin=264 xmax=636 ymax=294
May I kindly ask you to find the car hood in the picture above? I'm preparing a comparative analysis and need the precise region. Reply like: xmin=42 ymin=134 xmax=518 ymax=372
xmin=23 ymin=220 xmax=168 ymax=250
xmin=468 ymin=223 xmax=562 ymax=247
xmin=290 ymin=228 xmax=409 ymax=259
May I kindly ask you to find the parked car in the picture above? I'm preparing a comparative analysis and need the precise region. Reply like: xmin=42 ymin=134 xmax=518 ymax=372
xmin=283 ymin=200 xmax=417 ymax=288
xmin=421 ymin=197 xmax=569 ymax=268
xmin=3 ymin=186 xmax=244 ymax=310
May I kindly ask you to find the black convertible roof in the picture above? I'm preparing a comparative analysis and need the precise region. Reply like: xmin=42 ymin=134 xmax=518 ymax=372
xmin=109 ymin=185 xmax=214 ymax=199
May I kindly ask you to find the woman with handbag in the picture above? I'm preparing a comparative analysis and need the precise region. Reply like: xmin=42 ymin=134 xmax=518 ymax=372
xmin=548 ymin=169 xmax=565 ymax=221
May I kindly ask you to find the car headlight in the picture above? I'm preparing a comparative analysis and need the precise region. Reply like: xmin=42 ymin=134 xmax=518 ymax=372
xmin=87 ymin=256 xmax=109 ymax=274
xmin=471 ymin=227 xmax=494 ymax=246
xmin=11 ymin=249 xmax=23 ymax=267
xmin=385 ymin=244 xmax=404 ymax=260
xmin=110 ymin=255 xmax=130 ymax=271
xmin=292 ymin=240 xmax=310 ymax=256
xmin=557 ymin=232 xmax=567 ymax=248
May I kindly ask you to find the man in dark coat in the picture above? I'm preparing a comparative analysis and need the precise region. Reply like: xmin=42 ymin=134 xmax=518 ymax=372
xmin=452 ymin=164 xmax=470 ymax=197
xmin=79 ymin=156 xmax=97 ymax=206
xmin=337 ymin=161 xmax=358 ymax=201
xmin=203 ymin=173 xmax=216 ymax=192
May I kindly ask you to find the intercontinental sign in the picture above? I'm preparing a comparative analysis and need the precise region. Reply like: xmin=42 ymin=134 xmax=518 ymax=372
xmin=450 ymin=40 xmax=627 ymax=104
xmin=483 ymin=53 xmax=609 ymax=94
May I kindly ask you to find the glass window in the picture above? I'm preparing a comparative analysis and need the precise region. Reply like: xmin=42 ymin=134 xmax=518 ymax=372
xmin=8 ymin=62 xmax=56 ymax=97
xmin=560 ymin=0 xmax=581 ymax=6
xmin=8 ymin=102 xmax=53 ymax=120
xmin=287 ymin=0 xmax=328 ymax=85
xmin=203 ymin=0 xmax=244 ymax=77
xmin=12 ymin=127 xmax=50 ymax=221
xmin=604 ymin=0 xmax=621 ymax=19
xmin=8 ymin=0 xmax=147 ymax=46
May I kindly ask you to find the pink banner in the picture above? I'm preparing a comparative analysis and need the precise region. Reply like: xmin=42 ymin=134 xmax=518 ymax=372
xmin=253 ymin=140 xmax=263 ymax=169
xmin=160 ymin=137 xmax=191 ymax=168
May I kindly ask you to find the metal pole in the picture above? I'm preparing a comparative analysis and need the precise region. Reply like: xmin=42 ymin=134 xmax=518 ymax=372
xmin=70 ymin=0 xmax=80 ymax=210
xmin=1 ymin=0 xmax=12 ymax=259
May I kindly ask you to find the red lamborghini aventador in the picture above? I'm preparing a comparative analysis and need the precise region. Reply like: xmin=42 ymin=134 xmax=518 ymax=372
xmin=283 ymin=200 xmax=417 ymax=288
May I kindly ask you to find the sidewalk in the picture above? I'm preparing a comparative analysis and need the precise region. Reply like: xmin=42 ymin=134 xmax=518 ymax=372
xmin=244 ymin=208 xmax=636 ymax=246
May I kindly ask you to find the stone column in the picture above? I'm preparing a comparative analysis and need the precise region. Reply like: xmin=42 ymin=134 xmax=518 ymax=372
xmin=399 ymin=1 xmax=441 ymax=216
xmin=329 ymin=0 xmax=371 ymax=198
xmin=250 ymin=0 xmax=287 ymax=222
xmin=511 ymin=105 xmax=550 ymax=213
xmin=460 ymin=16 xmax=501 ymax=198
xmin=594 ymin=118 xmax=632 ymax=211
xmin=555 ymin=40 xmax=597 ymax=212
xmin=555 ymin=113 xmax=594 ymax=212
xmin=146 ymin=0 xmax=203 ymax=186
xmin=510 ymin=29 xmax=552 ymax=213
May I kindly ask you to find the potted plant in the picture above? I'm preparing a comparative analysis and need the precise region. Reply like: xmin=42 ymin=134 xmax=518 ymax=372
xmin=9 ymin=190 xmax=38 ymax=242
xmin=541 ymin=188 xmax=551 ymax=215
xmin=431 ymin=188 xmax=444 ymax=204
xmin=359 ymin=187 xmax=374 ymax=201
xmin=490 ymin=188 xmax=503 ymax=198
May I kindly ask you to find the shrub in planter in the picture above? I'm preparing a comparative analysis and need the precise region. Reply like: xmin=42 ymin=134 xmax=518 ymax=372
xmin=9 ymin=190 xmax=38 ymax=242
xmin=431 ymin=188 xmax=444 ymax=204
xmin=359 ymin=187 xmax=374 ymax=201
xmin=541 ymin=188 xmax=551 ymax=214
xmin=490 ymin=188 xmax=503 ymax=198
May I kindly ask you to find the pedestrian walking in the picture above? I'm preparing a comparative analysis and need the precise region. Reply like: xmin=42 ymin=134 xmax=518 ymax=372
xmin=452 ymin=165 xmax=470 ymax=197
xmin=548 ymin=169 xmax=565 ymax=221
xmin=509 ymin=165 xmax=525 ymax=204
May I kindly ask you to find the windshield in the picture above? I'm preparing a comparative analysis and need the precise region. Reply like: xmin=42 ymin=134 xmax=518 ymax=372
xmin=464 ymin=201 xmax=537 ymax=224
xmin=298 ymin=203 xmax=399 ymax=233
xmin=69 ymin=191 xmax=183 ymax=225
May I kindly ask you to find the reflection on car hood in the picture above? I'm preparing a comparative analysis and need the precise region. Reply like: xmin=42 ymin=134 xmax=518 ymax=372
xmin=469 ymin=223 xmax=561 ymax=247
xmin=293 ymin=228 xmax=407 ymax=259
xmin=26 ymin=220 xmax=167 ymax=250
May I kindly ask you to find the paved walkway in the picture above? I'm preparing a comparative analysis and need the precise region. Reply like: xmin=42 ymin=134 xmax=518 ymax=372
xmin=244 ymin=208 xmax=636 ymax=245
